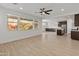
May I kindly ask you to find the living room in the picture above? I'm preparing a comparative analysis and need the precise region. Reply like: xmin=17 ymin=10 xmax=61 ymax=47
xmin=0 ymin=3 xmax=79 ymax=56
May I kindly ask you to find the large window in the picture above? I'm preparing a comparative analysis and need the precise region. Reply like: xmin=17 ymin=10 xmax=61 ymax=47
xmin=8 ymin=15 xmax=39 ymax=31
xmin=19 ymin=17 xmax=33 ymax=31
xmin=33 ymin=20 xmax=39 ymax=29
xmin=8 ymin=16 xmax=18 ymax=31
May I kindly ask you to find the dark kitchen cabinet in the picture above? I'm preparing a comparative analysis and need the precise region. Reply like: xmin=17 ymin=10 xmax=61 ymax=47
xmin=71 ymin=30 xmax=79 ymax=40
xmin=75 ymin=14 xmax=79 ymax=26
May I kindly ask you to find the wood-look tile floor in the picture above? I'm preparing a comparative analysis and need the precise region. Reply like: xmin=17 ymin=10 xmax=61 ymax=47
xmin=0 ymin=32 xmax=79 ymax=56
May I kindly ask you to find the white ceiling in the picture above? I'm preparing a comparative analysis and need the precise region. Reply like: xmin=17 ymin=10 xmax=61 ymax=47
xmin=0 ymin=3 xmax=79 ymax=19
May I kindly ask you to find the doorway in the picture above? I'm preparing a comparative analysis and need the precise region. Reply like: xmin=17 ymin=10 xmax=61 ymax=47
xmin=58 ymin=21 xmax=67 ymax=33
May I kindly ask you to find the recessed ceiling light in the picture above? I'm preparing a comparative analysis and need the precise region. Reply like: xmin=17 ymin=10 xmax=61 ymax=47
xmin=61 ymin=9 xmax=64 ymax=11
xmin=7 ymin=14 xmax=11 ymax=15
xmin=42 ymin=20 xmax=47 ymax=22
xmin=19 ymin=7 xmax=23 ymax=10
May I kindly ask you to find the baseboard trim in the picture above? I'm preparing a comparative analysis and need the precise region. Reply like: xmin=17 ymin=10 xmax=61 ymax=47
xmin=0 ymin=33 xmax=42 ymax=44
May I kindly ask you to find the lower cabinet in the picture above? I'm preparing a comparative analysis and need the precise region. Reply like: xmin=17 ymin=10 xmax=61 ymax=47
xmin=71 ymin=31 xmax=79 ymax=40
xmin=57 ymin=29 xmax=64 ymax=35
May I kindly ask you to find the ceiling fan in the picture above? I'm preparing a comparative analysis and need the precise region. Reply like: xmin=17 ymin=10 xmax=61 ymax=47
xmin=36 ymin=8 xmax=53 ymax=15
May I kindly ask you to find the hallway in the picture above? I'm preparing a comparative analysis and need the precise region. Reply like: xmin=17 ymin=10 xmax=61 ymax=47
xmin=0 ymin=32 xmax=79 ymax=56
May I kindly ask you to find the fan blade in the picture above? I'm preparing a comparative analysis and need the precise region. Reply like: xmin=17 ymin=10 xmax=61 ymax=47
xmin=40 ymin=8 xmax=42 ymax=10
xmin=43 ymin=8 xmax=45 ymax=10
xmin=46 ymin=9 xmax=52 ymax=12
xmin=39 ymin=11 xmax=42 ymax=13
xmin=40 ymin=8 xmax=45 ymax=11
xmin=45 ymin=12 xmax=50 ymax=15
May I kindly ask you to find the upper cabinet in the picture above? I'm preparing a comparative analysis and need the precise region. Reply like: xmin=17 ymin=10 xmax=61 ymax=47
xmin=75 ymin=14 xmax=79 ymax=26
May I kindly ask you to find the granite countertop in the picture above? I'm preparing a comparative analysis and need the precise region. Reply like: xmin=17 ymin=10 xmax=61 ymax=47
xmin=57 ymin=28 xmax=64 ymax=30
xmin=71 ymin=29 xmax=79 ymax=31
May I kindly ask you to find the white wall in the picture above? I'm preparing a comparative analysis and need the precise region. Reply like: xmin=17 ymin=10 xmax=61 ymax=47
xmin=0 ymin=8 xmax=42 ymax=44
xmin=47 ymin=20 xmax=58 ymax=28
xmin=42 ymin=19 xmax=58 ymax=28
xmin=67 ymin=15 xmax=74 ymax=33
